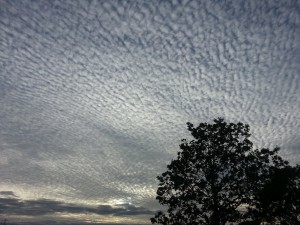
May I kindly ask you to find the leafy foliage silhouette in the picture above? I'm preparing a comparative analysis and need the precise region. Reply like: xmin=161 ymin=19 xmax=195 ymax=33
xmin=150 ymin=118 xmax=299 ymax=225
xmin=245 ymin=159 xmax=300 ymax=224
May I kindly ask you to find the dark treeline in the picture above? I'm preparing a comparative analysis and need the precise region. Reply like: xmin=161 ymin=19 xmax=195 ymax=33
xmin=151 ymin=118 xmax=300 ymax=225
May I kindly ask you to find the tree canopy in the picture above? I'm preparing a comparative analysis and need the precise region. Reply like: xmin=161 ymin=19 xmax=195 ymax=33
xmin=151 ymin=118 xmax=299 ymax=225
xmin=246 ymin=157 xmax=300 ymax=224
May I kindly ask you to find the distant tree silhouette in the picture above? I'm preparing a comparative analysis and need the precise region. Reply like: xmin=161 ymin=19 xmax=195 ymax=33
xmin=150 ymin=118 xmax=299 ymax=225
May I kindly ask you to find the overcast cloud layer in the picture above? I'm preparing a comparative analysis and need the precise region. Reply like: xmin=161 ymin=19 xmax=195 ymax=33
xmin=0 ymin=0 xmax=300 ymax=224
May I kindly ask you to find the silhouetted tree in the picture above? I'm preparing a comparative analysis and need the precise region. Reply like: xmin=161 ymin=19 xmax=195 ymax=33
xmin=151 ymin=118 xmax=257 ymax=225
xmin=245 ymin=156 xmax=300 ymax=225
xmin=151 ymin=118 xmax=299 ymax=225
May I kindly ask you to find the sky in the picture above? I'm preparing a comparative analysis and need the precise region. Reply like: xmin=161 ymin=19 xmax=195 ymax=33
xmin=0 ymin=0 xmax=299 ymax=224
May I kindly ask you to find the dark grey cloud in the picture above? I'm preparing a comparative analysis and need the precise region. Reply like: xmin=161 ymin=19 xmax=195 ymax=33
xmin=0 ymin=0 xmax=299 ymax=224
xmin=0 ymin=195 xmax=153 ymax=216
xmin=3 ymin=222 xmax=144 ymax=225
xmin=0 ymin=191 xmax=17 ymax=197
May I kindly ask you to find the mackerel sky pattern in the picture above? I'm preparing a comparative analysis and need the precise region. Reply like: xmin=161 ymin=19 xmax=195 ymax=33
xmin=0 ymin=0 xmax=300 ymax=224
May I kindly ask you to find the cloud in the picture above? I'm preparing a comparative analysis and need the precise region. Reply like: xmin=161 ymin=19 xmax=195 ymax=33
xmin=0 ymin=191 xmax=17 ymax=197
xmin=0 ymin=196 xmax=153 ymax=217
xmin=2 ymin=222 xmax=144 ymax=225
xmin=0 ymin=0 xmax=299 ymax=224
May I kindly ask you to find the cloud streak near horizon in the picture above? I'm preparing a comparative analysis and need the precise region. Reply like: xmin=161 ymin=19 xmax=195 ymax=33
xmin=0 ymin=192 xmax=153 ymax=217
xmin=0 ymin=0 xmax=300 ymax=224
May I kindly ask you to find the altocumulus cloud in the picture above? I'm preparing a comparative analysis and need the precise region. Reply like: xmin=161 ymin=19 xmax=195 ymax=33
xmin=0 ymin=0 xmax=299 ymax=224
